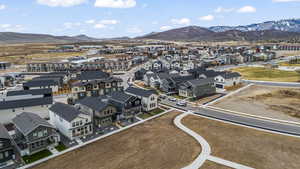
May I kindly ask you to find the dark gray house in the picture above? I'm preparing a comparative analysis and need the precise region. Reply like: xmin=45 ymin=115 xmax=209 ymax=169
xmin=160 ymin=75 xmax=195 ymax=93
xmin=12 ymin=112 xmax=60 ymax=156
xmin=179 ymin=78 xmax=216 ymax=99
xmin=0 ymin=124 xmax=15 ymax=166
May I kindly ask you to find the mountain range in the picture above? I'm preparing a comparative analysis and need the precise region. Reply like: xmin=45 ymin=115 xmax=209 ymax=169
xmin=1 ymin=19 xmax=300 ymax=43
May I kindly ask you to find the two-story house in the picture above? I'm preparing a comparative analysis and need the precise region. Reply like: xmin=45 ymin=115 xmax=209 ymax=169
xmin=12 ymin=112 xmax=60 ymax=156
xmin=214 ymin=72 xmax=241 ymax=89
xmin=23 ymin=79 xmax=59 ymax=93
xmin=179 ymin=78 xmax=216 ymax=99
xmin=107 ymin=92 xmax=142 ymax=122
xmin=0 ymin=124 xmax=15 ymax=166
xmin=76 ymin=97 xmax=117 ymax=128
xmin=49 ymin=103 xmax=93 ymax=141
xmin=125 ymin=87 xmax=158 ymax=112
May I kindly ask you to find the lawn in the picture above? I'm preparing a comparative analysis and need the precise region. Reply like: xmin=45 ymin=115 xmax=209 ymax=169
xmin=279 ymin=62 xmax=300 ymax=67
xmin=55 ymin=143 xmax=68 ymax=152
xmin=182 ymin=115 xmax=300 ymax=169
xmin=32 ymin=111 xmax=200 ymax=169
xmin=231 ymin=67 xmax=300 ymax=82
xmin=137 ymin=108 xmax=165 ymax=119
xmin=23 ymin=150 xmax=52 ymax=164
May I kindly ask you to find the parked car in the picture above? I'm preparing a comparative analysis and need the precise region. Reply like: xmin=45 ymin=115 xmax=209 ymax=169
xmin=159 ymin=95 xmax=167 ymax=100
xmin=176 ymin=101 xmax=187 ymax=107
xmin=168 ymin=97 xmax=177 ymax=102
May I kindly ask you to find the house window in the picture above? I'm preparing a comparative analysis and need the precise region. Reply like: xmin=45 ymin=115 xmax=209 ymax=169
xmin=38 ymin=131 xmax=43 ymax=138
xmin=43 ymin=130 xmax=48 ymax=136
xmin=4 ymin=151 xmax=8 ymax=157
xmin=33 ymin=132 xmax=37 ymax=137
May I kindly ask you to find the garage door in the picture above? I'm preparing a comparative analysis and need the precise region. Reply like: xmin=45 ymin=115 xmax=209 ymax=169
xmin=215 ymin=84 xmax=224 ymax=89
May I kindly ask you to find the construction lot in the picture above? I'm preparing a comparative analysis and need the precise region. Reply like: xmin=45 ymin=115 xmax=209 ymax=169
xmin=213 ymin=85 xmax=300 ymax=123
xmin=31 ymin=111 xmax=200 ymax=169
xmin=183 ymin=115 xmax=300 ymax=169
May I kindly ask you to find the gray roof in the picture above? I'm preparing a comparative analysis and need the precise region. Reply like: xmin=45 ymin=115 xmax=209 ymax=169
xmin=0 ymin=97 xmax=53 ymax=110
xmin=107 ymin=91 xmax=134 ymax=103
xmin=221 ymin=72 xmax=241 ymax=79
xmin=76 ymin=71 xmax=110 ymax=81
xmin=125 ymin=87 xmax=158 ymax=97
xmin=7 ymin=88 xmax=52 ymax=96
xmin=23 ymin=79 xmax=58 ymax=88
xmin=180 ymin=78 xmax=214 ymax=89
xmin=77 ymin=97 xmax=109 ymax=112
xmin=0 ymin=124 xmax=10 ymax=139
xmin=49 ymin=103 xmax=86 ymax=122
xmin=12 ymin=112 xmax=54 ymax=136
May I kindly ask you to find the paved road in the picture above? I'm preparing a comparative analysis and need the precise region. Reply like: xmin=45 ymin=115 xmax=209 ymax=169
xmin=160 ymin=99 xmax=300 ymax=136
xmin=243 ymin=80 xmax=300 ymax=87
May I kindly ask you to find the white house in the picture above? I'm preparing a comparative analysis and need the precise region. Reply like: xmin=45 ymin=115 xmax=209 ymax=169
xmin=125 ymin=87 xmax=158 ymax=112
xmin=214 ymin=72 xmax=242 ymax=89
xmin=49 ymin=102 xmax=93 ymax=141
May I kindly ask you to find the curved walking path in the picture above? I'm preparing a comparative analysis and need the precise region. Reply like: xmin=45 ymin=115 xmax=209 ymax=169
xmin=174 ymin=111 xmax=211 ymax=169
xmin=174 ymin=111 xmax=254 ymax=169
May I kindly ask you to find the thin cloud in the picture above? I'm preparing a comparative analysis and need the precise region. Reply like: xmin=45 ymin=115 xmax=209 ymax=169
xmin=95 ymin=0 xmax=136 ymax=8
xmin=37 ymin=0 xmax=87 ymax=7
xmin=171 ymin=18 xmax=191 ymax=25
xmin=237 ymin=6 xmax=256 ymax=13
xmin=0 ymin=4 xmax=6 ymax=10
xmin=199 ymin=15 xmax=215 ymax=21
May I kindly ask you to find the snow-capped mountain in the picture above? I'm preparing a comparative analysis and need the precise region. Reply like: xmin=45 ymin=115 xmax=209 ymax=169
xmin=209 ymin=19 xmax=300 ymax=33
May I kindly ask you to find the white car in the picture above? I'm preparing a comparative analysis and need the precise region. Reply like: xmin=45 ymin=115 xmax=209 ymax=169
xmin=176 ymin=101 xmax=187 ymax=107
xmin=168 ymin=97 xmax=177 ymax=102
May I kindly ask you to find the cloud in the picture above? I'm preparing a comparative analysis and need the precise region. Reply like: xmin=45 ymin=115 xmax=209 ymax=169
xmin=85 ymin=19 xmax=96 ymax=24
xmin=160 ymin=26 xmax=173 ymax=31
xmin=37 ymin=0 xmax=87 ymax=7
xmin=199 ymin=15 xmax=214 ymax=21
xmin=95 ymin=0 xmax=136 ymax=8
xmin=0 ymin=24 xmax=25 ymax=32
xmin=63 ymin=22 xmax=81 ymax=29
xmin=273 ymin=0 xmax=300 ymax=2
xmin=214 ymin=7 xmax=234 ymax=13
xmin=0 ymin=4 xmax=6 ymax=10
xmin=99 ymin=19 xmax=118 ymax=25
xmin=171 ymin=18 xmax=191 ymax=25
xmin=127 ymin=26 xmax=143 ymax=33
xmin=237 ymin=6 xmax=256 ymax=13
xmin=94 ymin=23 xmax=106 ymax=29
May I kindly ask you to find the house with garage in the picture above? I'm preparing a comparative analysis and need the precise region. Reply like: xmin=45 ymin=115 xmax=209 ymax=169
xmin=12 ymin=112 xmax=60 ymax=156
xmin=179 ymin=78 xmax=216 ymax=99
xmin=160 ymin=75 xmax=195 ymax=93
xmin=125 ymin=87 xmax=158 ymax=112
xmin=0 ymin=124 xmax=15 ymax=166
xmin=76 ymin=97 xmax=117 ymax=128
xmin=49 ymin=103 xmax=93 ymax=141
xmin=214 ymin=72 xmax=242 ymax=89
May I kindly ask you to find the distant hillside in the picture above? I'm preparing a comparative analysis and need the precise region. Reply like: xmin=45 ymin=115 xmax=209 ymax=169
xmin=138 ymin=26 xmax=300 ymax=41
xmin=0 ymin=32 xmax=101 ymax=44
xmin=209 ymin=19 xmax=300 ymax=33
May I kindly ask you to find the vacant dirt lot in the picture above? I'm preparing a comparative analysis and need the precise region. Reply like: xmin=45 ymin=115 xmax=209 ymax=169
xmin=32 ymin=111 xmax=201 ymax=169
xmin=201 ymin=161 xmax=232 ymax=169
xmin=183 ymin=115 xmax=300 ymax=169
xmin=214 ymin=85 xmax=300 ymax=123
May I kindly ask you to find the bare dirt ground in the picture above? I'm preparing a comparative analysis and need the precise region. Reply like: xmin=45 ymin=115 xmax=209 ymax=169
xmin=200 ymin=161 xmax=232 ymax=169
xmin=31 ymin=111 xmax=201 ymax=169
xmin=192 ymin=94 xmax=223 ymax=105
xmin=213 ymin=85 xmax=300 ymax=123
xmin=183 ymin=115 xmax=300 ymax=169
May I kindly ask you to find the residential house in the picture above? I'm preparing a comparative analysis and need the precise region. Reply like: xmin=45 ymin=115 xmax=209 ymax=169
xmin=215 ymin=72 xmax=242 ymax=89
xmin=12 ymin=112 xmax=60 ymax=156
xmin=0 ymin=124 xmax=15 ymax=166
xmin=68 ymin=76 xmax=123 ymax=104
xmin=76 ymin=97 xmax=117 ymax=128
xmin=49 ymin=103 xmax=93 ymax=140
xmin=160 ymin=75 xmax=195 ymax=93
xmin=0 ymin=89 xmax=53 ymax=124
xmin=125 ymin=87 xmax=158 ymax=112
xmin=0 ymin=62 xmax=11 ymax=70
xmin=107 ymin=92 xmax=142 ymax=122
xmin=179 ymin=78 xmax=216 ymax=99
xmin=26 ymin=62 xmax=71 ymax=72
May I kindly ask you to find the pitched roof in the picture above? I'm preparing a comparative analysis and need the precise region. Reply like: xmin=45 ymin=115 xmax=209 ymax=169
xmin=0 ymin=124 xmax=10 ymax=139
xmin=76 ymin=71 xmax=110 ymax=81
xmin=221 ymin=72 xmax=241 ymax=79
xmin=125 ymin=87 xmax=158 ymax=97
xmin=0 ymin=97 xmax=53 ymax=110
xmin=23 ymin=79 xmax=58 ymax=88
xmin=77 ymin=97 xmax=109 ymax=112
xmin=107 ymin=91 xmax=134 ymax=103
xmin=12 ymin=112 xmax=54 ymax=135
xmin=201 ymin=70 xmax=225 ymax=78
xmin=6 ymin=88 xmax=52 ymax=96
xmin=49 ymin=103 xmax=86 ymax=122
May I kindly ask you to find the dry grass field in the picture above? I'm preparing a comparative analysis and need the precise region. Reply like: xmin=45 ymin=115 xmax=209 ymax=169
xmin=214 ymin=85 xmax=300 ymax=123
xmin=183 ymin=115 xmax=300 ymax=169
xmin=201 ymin=161 xmax=232 ymax=169
xmin=31 ymin=111 xmax=201 ymax=169
xmin=231 ymin=67 xmax=300 ymax=82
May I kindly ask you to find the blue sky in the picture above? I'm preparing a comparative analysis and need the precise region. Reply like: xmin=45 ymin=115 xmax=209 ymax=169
xmin=0 ymin=0 xmax=300 ymax=38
